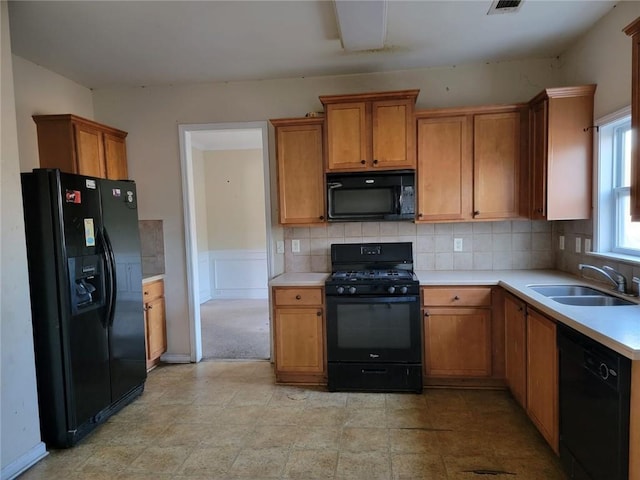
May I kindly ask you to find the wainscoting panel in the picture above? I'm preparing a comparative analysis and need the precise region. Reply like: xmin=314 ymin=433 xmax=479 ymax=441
xmin=198 ymin=251 xmax=212 ymax=304
xmin=209 ymin=250 xmax=268 ymax=299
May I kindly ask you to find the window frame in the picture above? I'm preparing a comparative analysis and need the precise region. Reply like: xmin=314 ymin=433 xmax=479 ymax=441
xmin=594 ymin=106 xmax=640 ymax=263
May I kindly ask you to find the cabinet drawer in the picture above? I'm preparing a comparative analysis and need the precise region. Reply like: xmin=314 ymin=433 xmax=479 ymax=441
xmin=423 ymin=287 xmax=492 ymax=307
xmin=274 ymin=288 xmax=323 ymax=306
xmin=143 ymin=279 xmax=164 ymax=301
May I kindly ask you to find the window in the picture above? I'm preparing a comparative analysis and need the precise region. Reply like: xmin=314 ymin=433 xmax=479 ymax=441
xmin=596 ymin=108 xmax=640 ymax=259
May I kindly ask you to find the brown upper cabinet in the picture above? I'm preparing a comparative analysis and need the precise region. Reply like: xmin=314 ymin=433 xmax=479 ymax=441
xmin=416 ymin=104 xmax=528 ymax=222
xmin=33 ymin=114 xmax=128 ymax=180
xmin=270 ymin=117 xmax=325 ymax=225
xmin=320 ymin=90 xmax=419 ymax=172
xmin=529 ymin=85 xmax=596 ymax=220
xmin=625 ymin=18 xmax=640 ymax=221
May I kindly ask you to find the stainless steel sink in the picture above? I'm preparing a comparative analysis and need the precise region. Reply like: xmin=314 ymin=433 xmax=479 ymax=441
xmin=529 ymin=285 xmax=604 ymax=297
xmin=548 ymin=295 xmax=635 ymax=306
xmin=528 ymin=284 xmax=636 ymax=307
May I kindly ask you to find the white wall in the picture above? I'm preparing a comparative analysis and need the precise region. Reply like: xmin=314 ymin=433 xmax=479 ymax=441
xmin=558 ymin=1 xmax=640 ymax=118
xmin=12 ymin=55 xmax=94 ymax=173
xmin=1 ymin=2 xmax=47 ymax=478
xmin=192 ymin=146 xmax=212 ymax=303
xmin=204 ymin=149 xmax=266 ymax=251
xmin=90 ymin=59 xmax=562 ymax=358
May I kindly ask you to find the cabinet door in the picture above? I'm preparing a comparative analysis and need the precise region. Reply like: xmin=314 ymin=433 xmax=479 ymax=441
xmin=104 ymin=133 xmax=128 ymax=180
xmin=275 ymin=121 xmax=325 ymax=225
xmin=527 ymin=309 xmax=559 ymax=453
xmin=74 ymin=123 xmax=106 ymax=178
xmin=146 ymin=296 xmax=167 ymax=365
xmin=326 ymin=102 xmax=369 ymax=171
xmin=423 ymin=307 xmax=492 ymax=377
xmin=372 ymin=99 xmax=415 ymax=169
xmin=530 ymin=100 xmax=548 ymax=219
xmin=473 ymin=112 xmax=521 ymax=220
xmin=416 ymin=116 xmax=472 ymax=221
xmin=274 ymin=307 xmax=324 ymax=373
xmin=626 ymin=23 xmax=640 ymax=220
xmin=504 ymin=294 xmax=527 ymax=408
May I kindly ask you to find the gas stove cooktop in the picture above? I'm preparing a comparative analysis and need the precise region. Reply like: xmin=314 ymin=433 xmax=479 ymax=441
xmin=329 ymin=269 xmax=415 ymax=282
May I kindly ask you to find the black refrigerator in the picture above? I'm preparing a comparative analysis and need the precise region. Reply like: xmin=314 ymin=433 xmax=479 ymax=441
xmin=21 ymin=168 xmax=147 ymax=448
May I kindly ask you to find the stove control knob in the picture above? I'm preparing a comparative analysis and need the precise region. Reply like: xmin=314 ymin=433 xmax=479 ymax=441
xmin=336 ymin=286 xmax=345 ymax=294
xmin=348 ymin=286 xmax=357 ymax=295
xmin=400 ymin=286 xmax=408 ymax=294
xmin=387 ymin=286 xmax=396 ymax=294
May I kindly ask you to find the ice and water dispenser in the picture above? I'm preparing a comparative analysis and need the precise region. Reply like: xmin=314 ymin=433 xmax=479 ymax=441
xmin=68 ymin=255 xmax=105 ymax=314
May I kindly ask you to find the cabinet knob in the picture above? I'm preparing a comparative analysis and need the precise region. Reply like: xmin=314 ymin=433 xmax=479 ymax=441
xmin=295 ymin=294 xmax=301 ymax=300
xmin=319 ymin=215 xmax=325 ymax=220
xmin=453 ymin=295 xmax=460 ymax=301
xmin=144 ymin=291 xmax=149 ymax=295
xmin=360 ymin=160 xmax=366 ymax=165
xmin=317 ymin=310 xmax=322 ymax=316
xmin=147 ymin=305 xmax=153 ymax=310
xmin=424 ymin=311 xmax=430 ymax=317
xmin=473 ymin=211 xmax=480 ymax=217
xmin=418 ymin=213 xmax=423 ymax=218
xmin=373 ymin=159 xmax=379 ymax=165
xmin=537 ymin=208 xmax=543 ymax=213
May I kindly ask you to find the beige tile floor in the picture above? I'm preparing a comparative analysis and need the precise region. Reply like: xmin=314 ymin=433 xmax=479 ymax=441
xmin=18 ymin=361 xmax=567 ymax=480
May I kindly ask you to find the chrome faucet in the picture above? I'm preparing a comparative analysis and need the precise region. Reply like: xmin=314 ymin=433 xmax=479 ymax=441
xmin=578 ymin=264 xmax=627 ymax=293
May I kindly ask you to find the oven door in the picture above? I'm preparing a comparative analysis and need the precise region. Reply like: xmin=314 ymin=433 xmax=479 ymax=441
xmin=326 ymin=295 xmax=422 ymax=364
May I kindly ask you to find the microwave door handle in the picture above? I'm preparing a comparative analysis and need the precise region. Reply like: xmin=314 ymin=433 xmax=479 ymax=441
xmin=397 ymin=188 xmax=403 ymax=214
xmin=327 ymin=182 xmax=343 ymax=189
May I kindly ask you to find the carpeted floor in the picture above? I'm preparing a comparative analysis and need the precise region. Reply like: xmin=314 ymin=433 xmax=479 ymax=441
xmin=200 ymin=298 xmax=271 ymax=360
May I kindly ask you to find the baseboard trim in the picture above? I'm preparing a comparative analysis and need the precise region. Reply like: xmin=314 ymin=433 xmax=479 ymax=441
xmin=159 ymin=354 xmax=191 ymax=364
xmin=1 ymin=442 xmax=48 ymax=480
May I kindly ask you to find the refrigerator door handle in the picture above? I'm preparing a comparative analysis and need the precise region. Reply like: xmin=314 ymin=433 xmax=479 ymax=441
xmin=102 ymin=227 xmax=118 ymax=328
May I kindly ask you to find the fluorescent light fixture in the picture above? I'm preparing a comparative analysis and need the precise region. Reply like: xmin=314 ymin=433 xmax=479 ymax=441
xmin=334 ymin=0 xmax=388 ymax=51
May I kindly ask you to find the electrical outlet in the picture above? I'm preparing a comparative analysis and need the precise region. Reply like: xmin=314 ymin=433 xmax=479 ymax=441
xmin=584 ymin=238 xmax=591 ymax=253
xmin=276 ymin=240 xmax=284 ymax=254
xmin=575 ymin=237 xmax=582 ymax=253
xmin=453 ymin=238 xmax=463 ymax=252
xmin=291 ymin=239 xmax=300 ymax=253
xmin=559 ymin=235 xmax=565 ymax=251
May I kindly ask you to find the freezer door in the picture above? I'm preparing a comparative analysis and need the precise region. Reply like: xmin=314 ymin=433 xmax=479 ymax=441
xmin=99 ymin=179 xmax=147 ymax=401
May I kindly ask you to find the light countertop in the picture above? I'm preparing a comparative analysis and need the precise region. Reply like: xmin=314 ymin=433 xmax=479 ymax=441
xmin=142 ymin=274 xmax=165 ymax=284
xmin=269 ymin=269 xmax=640 ymax=360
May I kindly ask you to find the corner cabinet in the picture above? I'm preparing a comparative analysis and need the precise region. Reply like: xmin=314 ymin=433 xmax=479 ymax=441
xmin=272 ymin=287 xmax=326 ymax=384
xmin=625 ymin=18 xmax=640 ymax=221
xmin=33 ymin=114 xmax=128 ymax=180
xmin=270 ymin=117 xmax=326 ymax=225
xmin=320 ymin=90 xmax=419 ymax=172
xmin=416 ymin=105 xmax=527 ymax=222
xmin=529 ymin=85 xmax=596 ymax=220
xmin=143 ymin=279 xmax=167 ymax=371
xmin=422 ymin=287 xmax=495 ymax=384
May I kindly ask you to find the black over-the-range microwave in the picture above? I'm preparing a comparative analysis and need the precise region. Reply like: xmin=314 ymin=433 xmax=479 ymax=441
xmin=326 ymin=170 xmax=415 ymax=222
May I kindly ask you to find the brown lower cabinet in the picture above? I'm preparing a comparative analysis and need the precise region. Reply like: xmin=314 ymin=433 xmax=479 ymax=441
xmin=504 ymin=291 xmax=559 ymax=454
xmin=272 ymin=287 xmax=326 ymax=384
xmin=143 ymin=279 xmax=167 ymax=371
xmin=422 ymin=287 xmax=506 ymax=387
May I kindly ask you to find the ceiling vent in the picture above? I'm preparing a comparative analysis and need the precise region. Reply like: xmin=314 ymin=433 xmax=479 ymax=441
xmin=487 ymin=0 xmax=523 ymax=15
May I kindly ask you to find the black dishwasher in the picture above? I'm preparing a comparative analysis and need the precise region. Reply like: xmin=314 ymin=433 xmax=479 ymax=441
xmin=558 ymin=324 xmax=631 ymax=480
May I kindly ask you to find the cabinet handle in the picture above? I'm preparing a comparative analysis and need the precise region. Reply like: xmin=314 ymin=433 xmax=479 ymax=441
xmin=473 ymin=211 xmax=480 ymax=217
xmin=317 ymin=310 xmax=322 ymax=316
xmin=418 ymin=213 xmax=423 ymax=218
xmin=537 ymin=208 xmax=543 ymax=213
xmin=295 ymin=294 xmax=301 ymax=300
xmin=518 ymin=306 xmax=524 ymax=312
xmin=144 ymin=291 xmax=149 ymax=295
xmin=453 ymin=295 xmax=460 ymax=301
xmin=147 ymin=305 xmax=153 ymax=310
xmin=360 ymin=160 xmax=366 ymax=165
xmin=319 ymin=215 xmax=325 ymax=220
xmin=424 ymin=311 xmax=430 ymax=317
xmin=373 ymin=159 xmax=378 ymax=165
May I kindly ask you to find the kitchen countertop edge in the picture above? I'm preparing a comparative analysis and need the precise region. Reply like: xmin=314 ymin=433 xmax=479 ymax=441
xmin=142 ymin=274 xmax=165 ymax=284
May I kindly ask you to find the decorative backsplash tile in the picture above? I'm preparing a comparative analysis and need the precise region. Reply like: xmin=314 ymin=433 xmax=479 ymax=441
xmin=139 ymin=220 xmax=165 ymax=276
xmin=282 ymin=220 xmax=555 ymax=273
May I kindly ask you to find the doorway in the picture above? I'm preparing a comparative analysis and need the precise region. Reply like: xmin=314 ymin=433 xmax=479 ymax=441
xmin=179 ymin=122 xmax=273 ymax=362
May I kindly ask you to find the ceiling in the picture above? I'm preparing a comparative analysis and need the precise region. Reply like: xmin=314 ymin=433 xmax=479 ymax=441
xmin=8 ymin=0 xmax=617 ymax=90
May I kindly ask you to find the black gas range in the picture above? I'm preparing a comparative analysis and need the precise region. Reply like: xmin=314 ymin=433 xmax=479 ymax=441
xmin=325 ymin=242 xmax=423 ymax=393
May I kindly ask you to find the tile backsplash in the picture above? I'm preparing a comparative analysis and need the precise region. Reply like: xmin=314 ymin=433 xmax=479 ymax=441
xmin=283 ymin=220 xmax=554 ymax=273
xmin=139 ymin=220 xmax=165 ymax=276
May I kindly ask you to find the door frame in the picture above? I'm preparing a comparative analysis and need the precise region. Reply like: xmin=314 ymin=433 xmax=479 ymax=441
xmin=178 ymin=121 xmax=273 ymax=362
